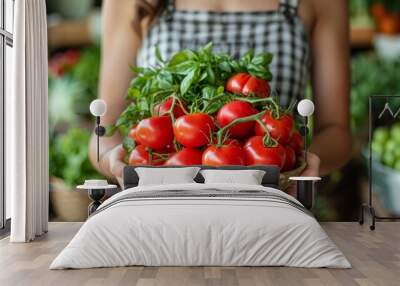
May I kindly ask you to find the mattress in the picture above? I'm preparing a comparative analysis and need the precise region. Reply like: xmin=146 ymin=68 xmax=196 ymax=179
xmin=50 ymin=183 xmax=350 ymax=269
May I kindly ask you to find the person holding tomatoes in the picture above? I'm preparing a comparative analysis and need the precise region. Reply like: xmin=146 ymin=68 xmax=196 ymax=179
xmin=90 ymin=0 xmax=351 ymax=194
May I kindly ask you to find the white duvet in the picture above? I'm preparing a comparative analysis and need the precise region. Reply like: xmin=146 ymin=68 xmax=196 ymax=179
xmin=50 ymin=183 xmax=350 ymax=269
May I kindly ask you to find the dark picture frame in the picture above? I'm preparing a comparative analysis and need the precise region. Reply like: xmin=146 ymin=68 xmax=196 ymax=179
xmin=360 ymin=95 xmax=400 ymax=230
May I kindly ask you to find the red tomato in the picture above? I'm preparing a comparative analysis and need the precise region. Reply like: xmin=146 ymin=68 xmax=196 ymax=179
xmin=135 ymin=116 xmax=174 ymax=150
xmin=371 ymin=3 xmax=387 ymax=21
xmin=173 ymin=113 xmax=216 ymax=148
xmin=49 ymin=50 xmax=80 ymax=77
xmin=202 ymin=145 xmax=246 ymax=166
xmin=128 ymin=125 xmax=137 ymax=141
xmin=164 ymin=148 xmax=203 ymax=166
xmin=64 ymin=50 xmax=80 ymax=65
xmin=288 ymin=130 xmax=304 ymax=155
xmin=128 ymin=145 xmax=165 ymax=166
xmin=378 ymin=13 xmax=400 ymax=35
xmin=154 ymin=97 xmax=186 ymax=118
xmin=282 ymin=146 xmax=296 ymax=172
xmin=216 ymin=100 xmax=258 ymax=138
xmin=255 ymin=111 xmax=294 ymax=145
xmin=162 ymin=143 xmax=177 ymax=153
xmin=226 ymin=73 xmax=270 ymax=98
xmin=224 ymin=138 xmax=243 ymax=147
xmin=243 ymin=136 xmax=286 ymax=169
xmin=210 ymin=137 xmax=242 ymax=147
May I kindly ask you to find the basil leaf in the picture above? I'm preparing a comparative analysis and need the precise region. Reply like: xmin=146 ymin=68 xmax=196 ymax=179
xmin=168 ymin=60 xmax=197 ymax=75
xmin=206 ymin=66 xmax=216 ymax=84
xmin=123 ymin=136 xmax=136 ymax=153
xmin=155 ymin=45 xmax=165 ymax=63
xmin=202 ymin=86 xmax=217 ymax=99
xmin=168 ymin=49 xmax=197 ymax=66
xmin=251 ymin=53 xmax=273 ymax=65
xmin=240 ymin=49 xmax=254 ymax=66
xmin=127 ymin=88 xmax=141 ymax=100
xmin=105 ymin=125 xmax=117 ymax=137
xmin=180 ymin=67 xmax=199 ymax=95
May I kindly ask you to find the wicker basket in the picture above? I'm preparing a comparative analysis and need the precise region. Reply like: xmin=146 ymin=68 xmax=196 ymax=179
xmin=50 ymin=177 xmax=90 ymax=222
xmin=279 ymin=161 xmax=307 ymax=190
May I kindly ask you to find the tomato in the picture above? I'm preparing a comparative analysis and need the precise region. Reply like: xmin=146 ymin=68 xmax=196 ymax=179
xmin=224 ymin=138 xmax=243 ymax=147
xmin=135 ymin=116 xmax=174 ymax=150
xmin=378 ymin=14 xmax=400 ymax=35
xmin=226 ymin=73 xmax=270 ymax=98
xmin=128 ymin=145 xmax=165 ymax=166
xmin=210 ymin=137 xmax=242 ymax=147
xmin=216 ymin=100 xmax=258 ymax=138
xmin=282 ymin=146 xmax=296 ymax=172
xmin=255 ymin=111 xmax=294 ymax=145
xmin=64 ymin=50 xmax=80 ymax=65
xmin=128 ymin=125 xmax=137 ymax=141
xmin=202 ymin=145 xmax=246 ymax=166
xmin=371 ymin=3 xmax=387 ymax=21
xmin=288 ymin=130 xmax=304 ymax=155
xmin=243 ymin=136 xmax=286 ymax=169
xmin=173 ymin=113 xmax=216 ymax=148
xmin=164 ymin=148 xmax=203 ymax=166
xmin=154 ymin=97 xmax=186 ymax=118
xmin=49 ymin=50 xmax=80 ymax=77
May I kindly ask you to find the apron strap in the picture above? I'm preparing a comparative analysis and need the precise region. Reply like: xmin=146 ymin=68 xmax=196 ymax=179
xmin=279 ymin=0 xmax=299 ymax=20
xmin=163 ymin=0 xmax=175 ymax=21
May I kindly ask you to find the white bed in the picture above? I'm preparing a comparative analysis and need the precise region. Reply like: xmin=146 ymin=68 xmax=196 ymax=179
xmin=50 ymin=183 xmax=350 ymax=269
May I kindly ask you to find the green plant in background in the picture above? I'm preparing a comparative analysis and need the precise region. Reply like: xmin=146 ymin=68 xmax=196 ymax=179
xmin=49 ymin=77 xmax=84 ymax=127
xmin=50 ymin=128 xmax=102 ymax=187
xmin=49 ymin=45 xmax=100 ymax=127
xmin=48 ymin=45 xmax=102 ymax=186
xmin=71 ymin=45 xmax=101 ymax=116
xmin=350 ymin=0 xmax=374 ymax=28
xmin=372 ymin=123 xmax=400 ymax=170
xmin=377 ymin=0 xmax=400 ymax=12
xmin=351 ymin=54 xmax=400 ymax=131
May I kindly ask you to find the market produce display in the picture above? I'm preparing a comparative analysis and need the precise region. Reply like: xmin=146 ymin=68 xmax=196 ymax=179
xmin=372 ymin=123 xmax=400 ymax=170
xmin=110 ymin=44 xmax=304 ymax=171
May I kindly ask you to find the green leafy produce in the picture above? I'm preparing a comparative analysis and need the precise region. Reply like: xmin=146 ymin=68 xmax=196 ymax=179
xmin=111 ymin=43 xmax=307 ymax=173
xmin=349 ymin=0 xmax=373 ymax=28
xmin=50 ymin=128 xmax=103 ymax=187
xmin=113 ymin=43 xmax=273 ymax=137
xmin=351 ymin=54 xmax=400 ymax=130
xmin=372 ymin=123 xmax=400 ymax=170
xmin=71 ymin=46 xmax=101 ymax=116
xmin=48 ymin=45 xmax=101 ymax=127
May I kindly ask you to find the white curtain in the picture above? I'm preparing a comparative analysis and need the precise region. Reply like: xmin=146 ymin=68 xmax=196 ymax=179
xmin=8 ymin=0 xmax=49 ymax=242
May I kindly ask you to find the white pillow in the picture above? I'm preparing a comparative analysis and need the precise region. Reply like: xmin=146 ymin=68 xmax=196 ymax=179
xmin=200 ymin=169 xmax=266 ymax=185
xmin=135 ymin=167 xmax=200 ymax=186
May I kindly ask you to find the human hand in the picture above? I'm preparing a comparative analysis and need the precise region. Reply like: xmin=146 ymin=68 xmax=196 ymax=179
xmin=301 ymin=152 xmax=321 ymax=177
xmin=102 ymin=144 xmax=127 ymax=188
xmin=285 ymin=152 xmax=320 ymax=197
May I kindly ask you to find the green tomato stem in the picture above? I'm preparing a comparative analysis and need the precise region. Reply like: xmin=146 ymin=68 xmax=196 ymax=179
xmin=216 ymin=111 xmax=265 ymax=146
xmin=235 ymin=96 xmax=280 ymax=117
xmin=201 ymin=93 xmax=229 ymax=113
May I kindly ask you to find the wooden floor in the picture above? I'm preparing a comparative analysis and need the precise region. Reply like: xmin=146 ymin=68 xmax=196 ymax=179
xmin=0 ymin=222 xmax=399 ymax=286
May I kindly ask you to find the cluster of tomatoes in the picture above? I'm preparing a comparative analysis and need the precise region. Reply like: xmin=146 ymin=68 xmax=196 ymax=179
xmin=126 ymin=73 xmax=304 ymax=172
xmin=49 ymin=49 xmax=80 ymax=77
xmin=372 ymin=2 xmax=400 ymax=35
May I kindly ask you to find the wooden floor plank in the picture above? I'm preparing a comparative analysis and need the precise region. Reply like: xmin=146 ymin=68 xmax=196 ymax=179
xmin=0 ymin=222 xmax=399 ymax=286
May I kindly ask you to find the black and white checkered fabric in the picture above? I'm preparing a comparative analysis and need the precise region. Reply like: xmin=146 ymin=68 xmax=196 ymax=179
xmin=136 ymin=0 xmax=309 ymax=107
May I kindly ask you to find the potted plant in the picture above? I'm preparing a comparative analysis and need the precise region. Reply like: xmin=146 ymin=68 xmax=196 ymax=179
xmin=50 ymin=128 xmax=103 ymax=221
